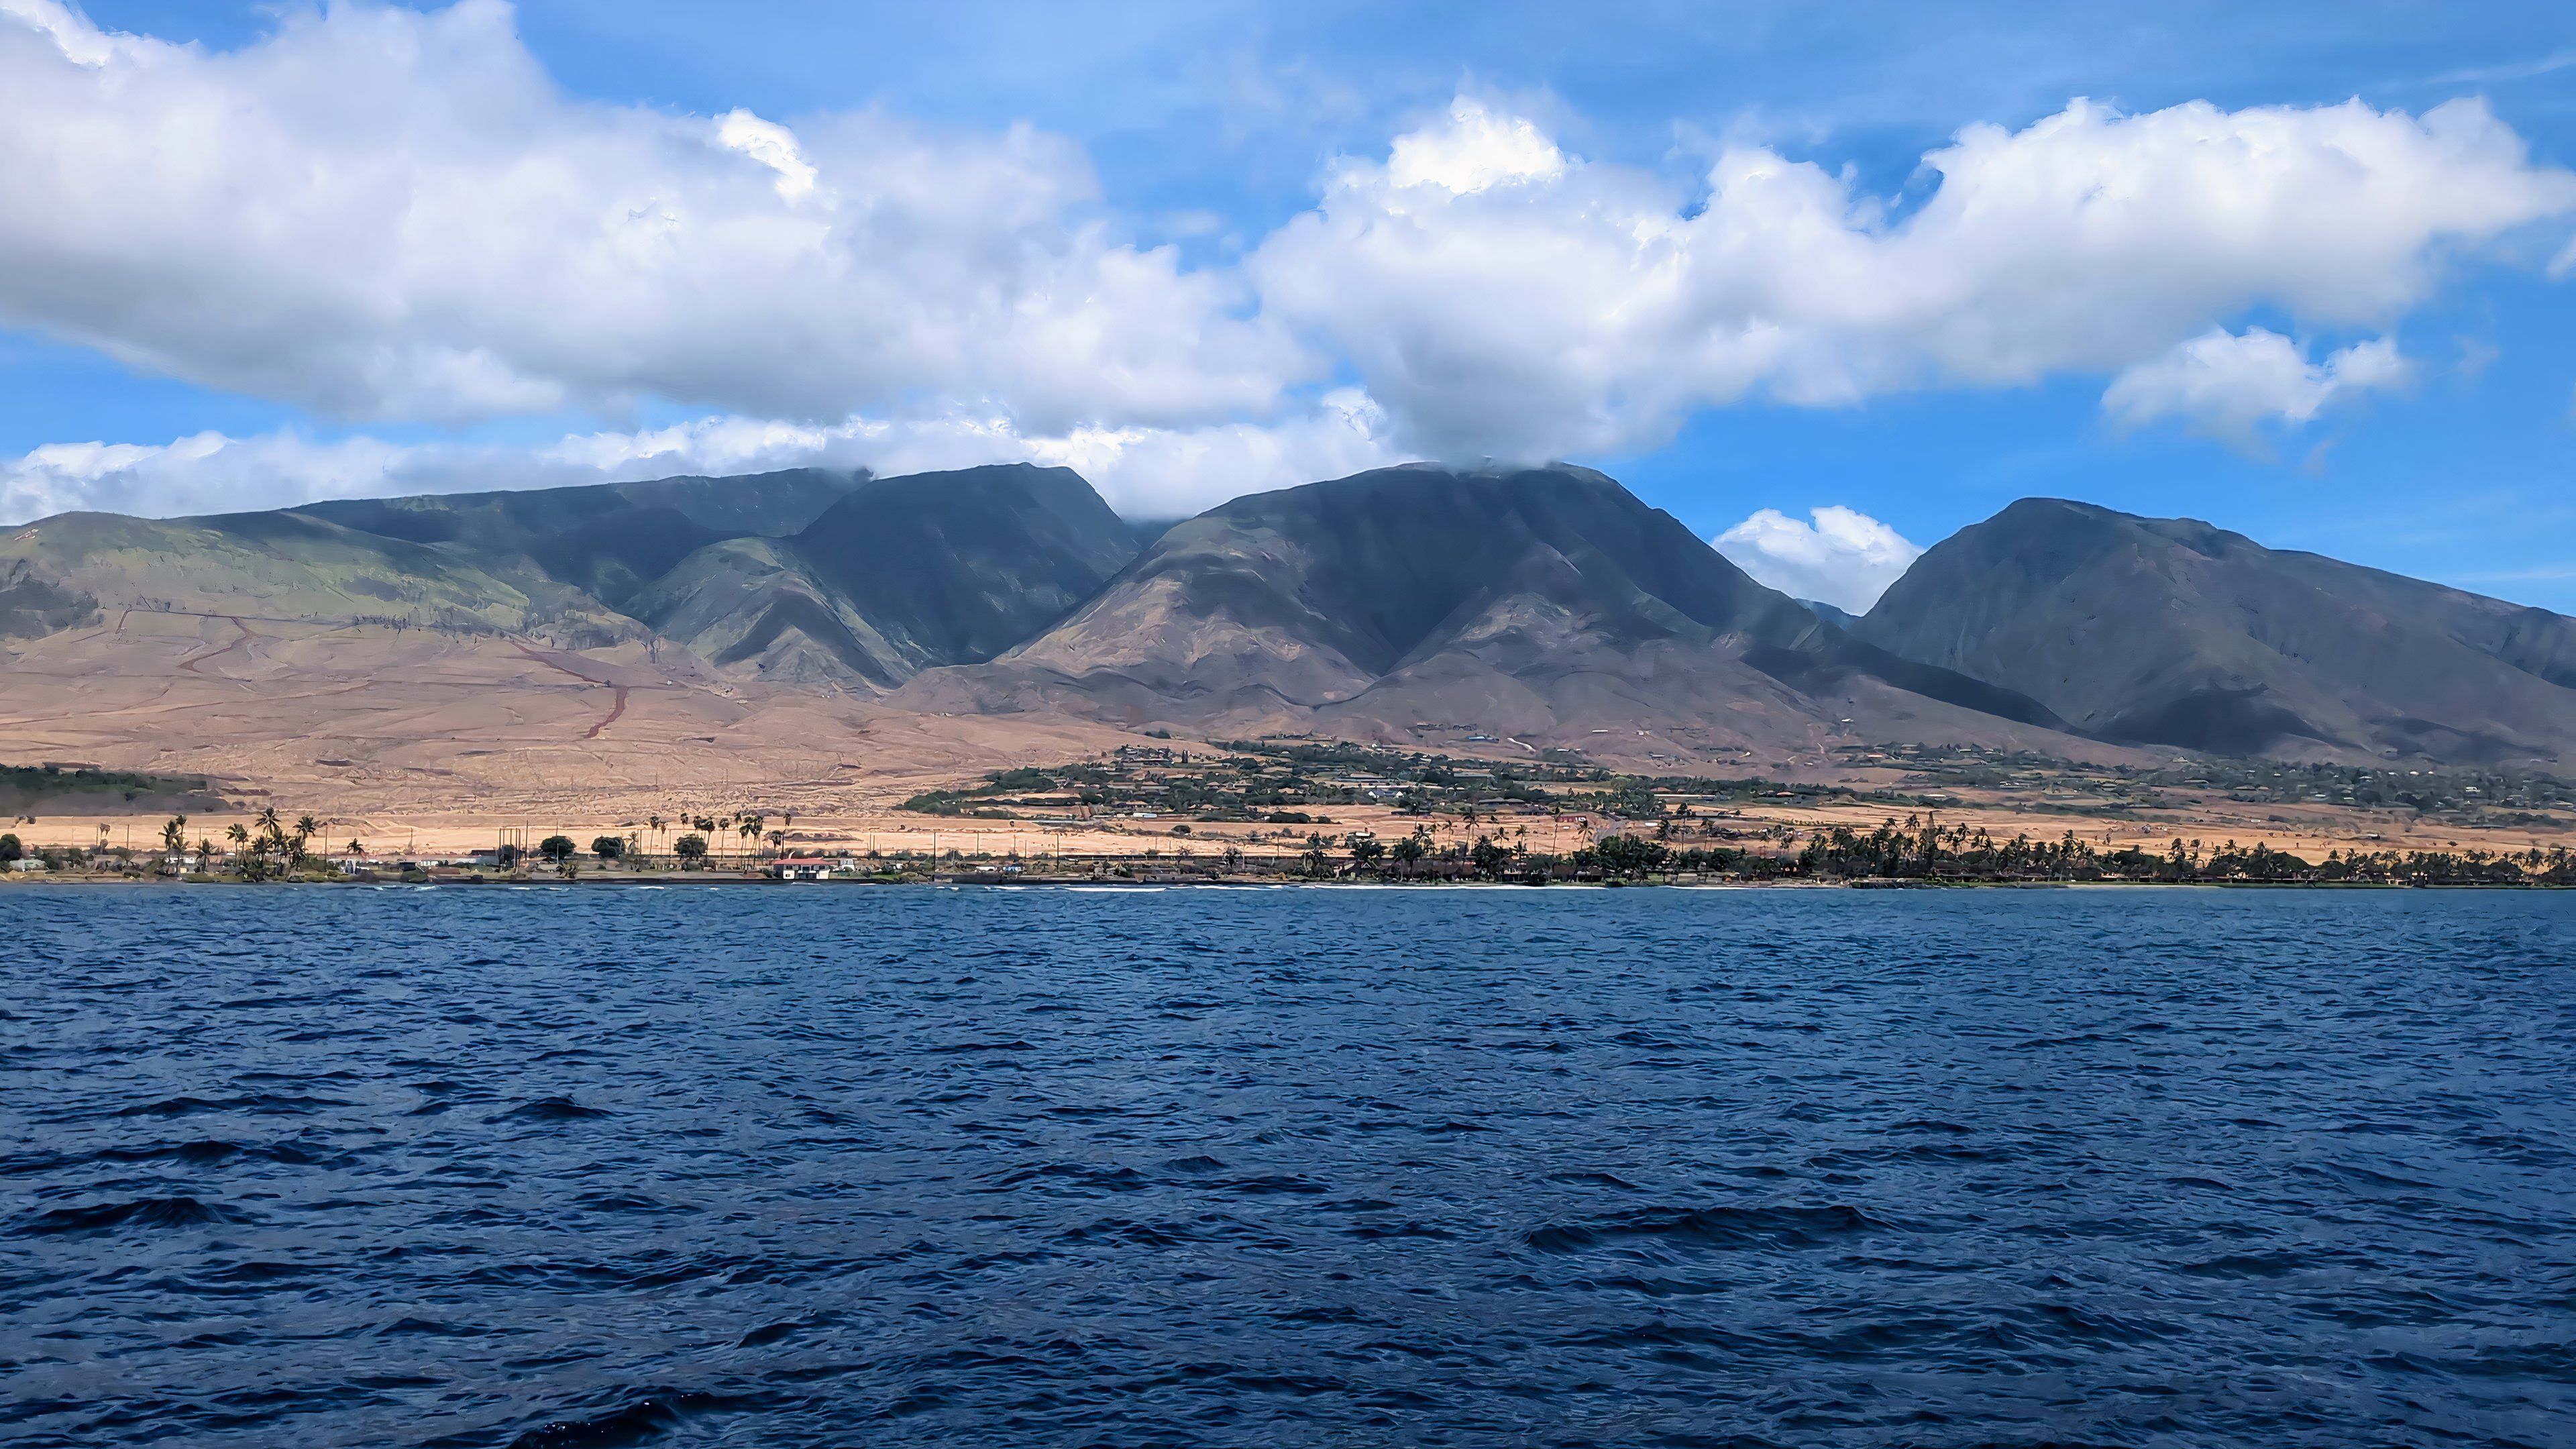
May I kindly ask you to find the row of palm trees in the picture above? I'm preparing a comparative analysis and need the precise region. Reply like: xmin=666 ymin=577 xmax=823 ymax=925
xmin=155 ymin=807 xmax=362 ymax=879
xmin=639 ymin=808 xmax=798 ymax=861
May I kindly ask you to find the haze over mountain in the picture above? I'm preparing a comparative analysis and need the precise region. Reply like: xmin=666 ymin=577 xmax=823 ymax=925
xmin=1857 ymin=498 xmax=2576 ymax=769
xmin=1 ymin=464 xmax=1140 ymax=686
xmin=2 ymin=468 xmax=867 ymax=646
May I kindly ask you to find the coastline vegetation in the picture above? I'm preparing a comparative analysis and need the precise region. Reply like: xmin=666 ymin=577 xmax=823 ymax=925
xmin=7 ymin=741 xmax=2572 ymax=888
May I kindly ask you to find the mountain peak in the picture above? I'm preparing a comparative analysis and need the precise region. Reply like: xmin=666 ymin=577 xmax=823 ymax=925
xmin=1860 ymin=496 xmax=2576 ymax=764
xmin=899 ymin=464 xmax=2070 ymax=754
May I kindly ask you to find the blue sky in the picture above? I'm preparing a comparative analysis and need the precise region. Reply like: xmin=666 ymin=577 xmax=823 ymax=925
xmin=4 ymin=0 xmax=2575 ymax=610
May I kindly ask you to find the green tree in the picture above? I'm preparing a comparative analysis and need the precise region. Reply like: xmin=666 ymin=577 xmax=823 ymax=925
xmin=1300 ymin=832 xmax=1332 ymax=877
xmin=1348 ymin=835 xmax=1386 ymax=871
xmin=592 ymin=835 xmax=625 ymax=861
xmin=1595 ymin=833 xmax=1668 ymax=877
xmin=0 ymin=833 xmax=19 ymax=865
xmin=538 ymin=835 xmax=578 ymax=863
xmin=674 ymin=833 xmax=708 ymax=868
xmin=1390 ymin=832 xmax=1427 ymax=875
xmin=1470 ymin=835 xmax=1509 ymax=879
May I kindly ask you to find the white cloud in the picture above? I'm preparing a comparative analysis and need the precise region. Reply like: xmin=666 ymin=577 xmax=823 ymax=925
xmin=0 ymin=394 xmax=1402 ymax=526
xmin=1383 ymin=98 xmax=1567 ymax=194
xmin=1714 ymin=506 xmax=1923 ymax=614
xmin=0 ymin=0 xmax=121 ymax=64
xmin=3 ymin=1 xmax=2574 ymax=517
xmin=535 ymin=389 xmax=1396 ymax=516
xmin=0 ymin=431 xmax=423 ymax=522
xmin=1254 ymin=94 xmax=2576 ymax=460
xmin=0 ymin=0 xmax=1307 ymax=427
xmin=2102 ymin=327 xmax=2412 ymax=447
xmin=716 ymin=109 xmax=818 ymax=200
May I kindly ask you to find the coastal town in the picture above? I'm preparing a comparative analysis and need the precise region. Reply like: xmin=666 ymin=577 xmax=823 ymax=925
xmin=11 ymin=741 xmax=2574 ymax=887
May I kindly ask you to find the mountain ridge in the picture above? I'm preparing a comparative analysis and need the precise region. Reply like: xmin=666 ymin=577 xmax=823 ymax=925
xmin=897 ymin=464 xmax=2080 ymax=757
xmin=5 ymin=466 xmax=2570 ymax=773
xmin=1856 ymin=496 xmax=2576 ymax=768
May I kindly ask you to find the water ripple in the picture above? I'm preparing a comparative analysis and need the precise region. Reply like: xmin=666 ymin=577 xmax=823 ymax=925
xmin=1 ymin=885 xmax=2571 ymax=1446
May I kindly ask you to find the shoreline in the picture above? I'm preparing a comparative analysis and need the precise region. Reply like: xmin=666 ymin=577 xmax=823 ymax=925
xmin=3 ymin=873 xmax=2565 ymax=892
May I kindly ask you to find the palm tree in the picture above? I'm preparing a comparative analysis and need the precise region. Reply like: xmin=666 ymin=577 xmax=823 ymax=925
xmin=226 ymin=822 xmax=249 ymax=850
xmin=1390 ymin=831 xmax=1426 ymax=877
xmin=160 ymin=814 xmax=186 ymax=858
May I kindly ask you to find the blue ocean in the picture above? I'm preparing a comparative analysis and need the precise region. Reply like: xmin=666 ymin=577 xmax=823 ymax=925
xmin=5 ymin=885 xmax=2571 ymax=1446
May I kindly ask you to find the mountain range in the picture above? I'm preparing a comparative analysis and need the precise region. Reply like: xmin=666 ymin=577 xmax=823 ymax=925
xmin=6 ymin=463 xmax=2571 ymax=773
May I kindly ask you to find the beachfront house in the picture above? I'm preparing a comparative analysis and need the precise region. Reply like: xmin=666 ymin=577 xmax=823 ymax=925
xmin=770 ymin=856 xmax=846 ymax=881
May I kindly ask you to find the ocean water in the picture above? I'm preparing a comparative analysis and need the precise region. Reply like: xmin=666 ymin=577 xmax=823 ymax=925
xmin=3 ymin=884 xmax=2572 ymax=1448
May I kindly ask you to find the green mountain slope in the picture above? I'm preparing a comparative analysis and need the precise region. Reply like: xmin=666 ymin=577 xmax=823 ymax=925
xmin=629 ymin=464 xmax=1143 ymax=687
xmin=1 ymin=464 xmax=1139 ymax=688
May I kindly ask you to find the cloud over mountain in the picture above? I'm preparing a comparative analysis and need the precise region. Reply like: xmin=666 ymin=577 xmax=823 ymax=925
xmin=1256 ymin=93 xmax=2576 ymax=460
xmin=0 ymin=394 xmax=1399 ymax=525
xmin=1 ymin=1 xmax=2573 ymax=521
xmin=0 ymin=0 xmax=1305 ymax=427
xmin=1715 ymin=507 xmax=1924 ymax=614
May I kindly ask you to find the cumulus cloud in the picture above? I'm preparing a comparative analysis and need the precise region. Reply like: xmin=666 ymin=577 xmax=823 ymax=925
xmin=0 ymin=0 xmax=1306 ymax=426
xmin=2102 ymin=328 xmax=2412 ymax=447
xmin=542 ymin=388 xmax=1397 ymax=517
xmin=5 ymin=1 xmax=2575 ymax=519
xmin=1714 ymin=506 xmax=1924 ymax=614
xmin=1383 ymin=98 xmax=1567 ymax=193
xmin=0 ymin=431 xmax=421 ymax=522
xmin=1254 ymin=93 xmax=2576 ymax=460
xmin=0 ymin=393 xmax=1401 ymax=526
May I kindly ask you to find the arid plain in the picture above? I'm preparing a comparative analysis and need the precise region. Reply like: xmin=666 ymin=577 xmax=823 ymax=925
xmin=11 ymin=606 xmax=2573 ymax=867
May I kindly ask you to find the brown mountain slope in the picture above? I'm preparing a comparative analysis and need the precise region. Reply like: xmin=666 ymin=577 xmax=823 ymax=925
xmin=1856 ymin=498 xmax=2576 ymax=768
xmin=898 ymin=464 xmax=2094 ymax=761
